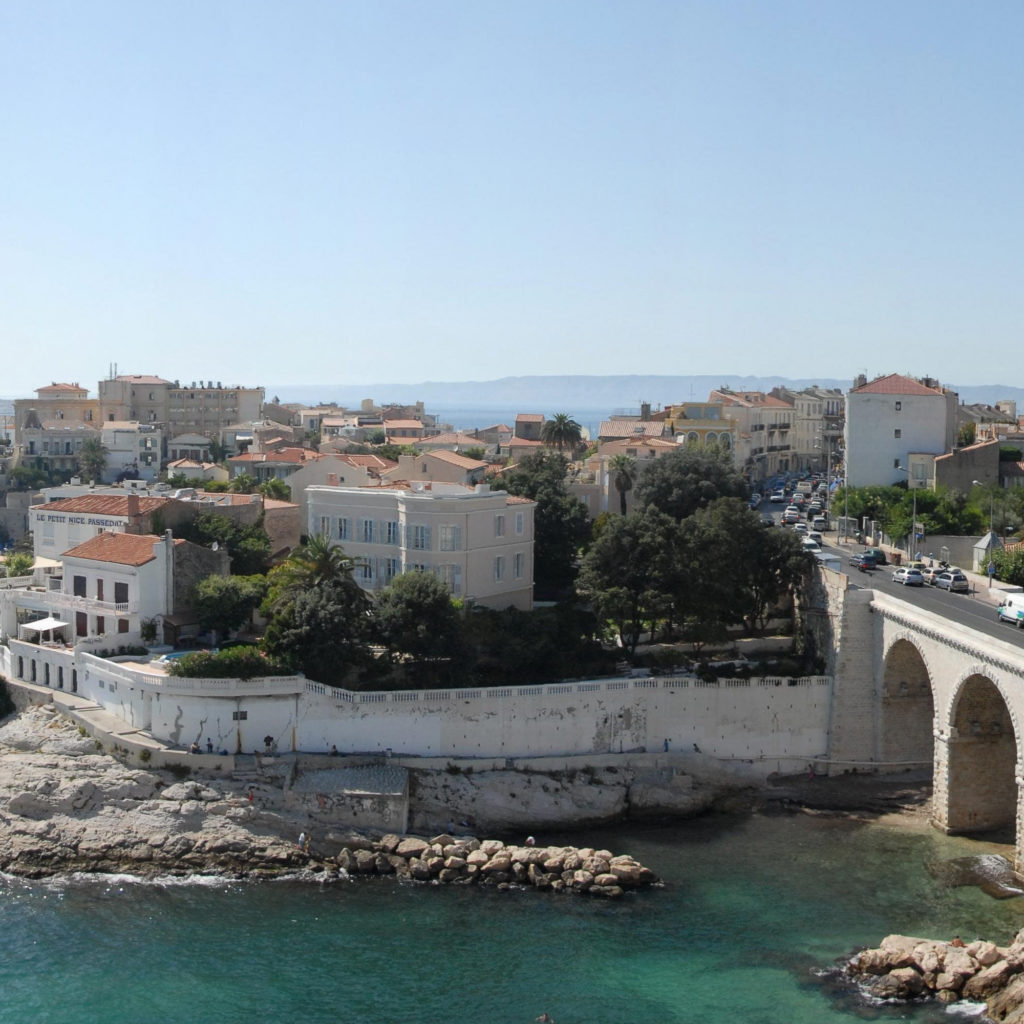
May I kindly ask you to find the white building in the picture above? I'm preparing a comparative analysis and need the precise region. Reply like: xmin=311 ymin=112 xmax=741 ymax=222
xmin=306 ymin=483 xmax=535 ymax=610
xmin=845 ymin=374 xmax=958 ymax=489
xmin=30 ymin=494 xmax=174 ymax=560
xmin=100 ymin=422 xmax=162 ymax=482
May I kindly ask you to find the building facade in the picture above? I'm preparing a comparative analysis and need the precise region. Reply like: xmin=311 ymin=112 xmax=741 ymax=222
xmin=306 ymin=483 xmax=535 ymax=610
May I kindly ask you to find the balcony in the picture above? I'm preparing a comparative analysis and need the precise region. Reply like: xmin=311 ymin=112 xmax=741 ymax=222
xmin=43 ymin=590 xmax=136 ymax=616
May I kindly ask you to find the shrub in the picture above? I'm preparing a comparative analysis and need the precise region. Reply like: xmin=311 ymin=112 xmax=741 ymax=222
xmin=0 ymin=678 xmax=14 ymax=719
xmin=138 ymin=749 xmax=152 ymax=763
xmin=166 ymin=646 xmax=289 ymax=680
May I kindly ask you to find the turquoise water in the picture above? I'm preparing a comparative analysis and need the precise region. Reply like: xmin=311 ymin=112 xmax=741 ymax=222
xmin=2 ymin=810 xmax=1021 ymax=1024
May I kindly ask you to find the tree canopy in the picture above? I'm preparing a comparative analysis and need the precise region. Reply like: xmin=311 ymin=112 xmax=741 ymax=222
xmin=633 ymin=445 xmax=749 ymax=521
xmin=193 ymin=574 xmax=266 ymax=641
xmin=77 ymin=437 xmax=108 ymax=484
xmin=540 ymin=413 xmax=584 ymax=453
xmin=174 ymin=510 xmax=272 ymax=576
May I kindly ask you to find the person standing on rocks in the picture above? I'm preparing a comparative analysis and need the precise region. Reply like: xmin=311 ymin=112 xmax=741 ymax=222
xmin=298 ymin=831 xmax=307 ymax=853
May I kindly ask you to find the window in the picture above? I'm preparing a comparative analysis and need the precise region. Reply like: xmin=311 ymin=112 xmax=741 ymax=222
xmin=361 ymin=519 xmax=375 ymax=543
xmin=514 ymin=553 xmax=524 ymax=579
xmin=43 ymin=520 xmax=55 ymax=547
xmin=118 ymin=619 xmax=129 ymax=633
xmin=894 ymin=458 xmax=900 ymax=468
xmin=385 ymin=521 xmax=400 ymax=545
xmin=439 ymin=525 xmax=462 ymax=551
xmin=319 ymin=516 xmax=330 ymax=537
xmin=382 ymin=557 xmax=400 ymax=583
xmin=114 ymin=582 xmax=128 ymax=604
xmin=232 ymin=710 xmax=248 ymax=721
xmin=437 ymin=563 xmax=462 ymax=595
xmin=96 ymin=579 xmax=104 ymax=602
xmin=895 ymin=401 xmax=902 ymax=411
xmin=515 ymin=512 xmax=524 ymax=535
xmin=337 ymin=517 xmax=351 ymax=541
xmin=409 ymin=524 xmax=430 ymax=550
xmin=359 ymin=561 xmax=375 ymax=581
xmin=73 ymin=575 xmax=87 ymax=597
xmin=494 ymin=514 xmax=505 ymax=537
xmin=894 ymin=429 xmax=901 ymax=438
xmin=494 ymin=556 xmax=505 ymax=581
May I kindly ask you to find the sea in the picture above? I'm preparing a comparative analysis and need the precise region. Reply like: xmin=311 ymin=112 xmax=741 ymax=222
xmin=2 ymin=809 xmax=1020 ymax=1024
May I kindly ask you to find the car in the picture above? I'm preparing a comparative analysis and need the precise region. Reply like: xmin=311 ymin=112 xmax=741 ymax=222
xmin=761 ymin=514 xmax=775 ymax=526
xmin=782 ymin=510 xmax=801 ymax=524
xmin=811 ymin=516 xmax=829 ymax=532
xmin=807 ymin=530 xmax=823 ymax=545
xmin=934 ymin=571 xmax=969 ymax=593
xmin=793 ymin=522 xmax=808 ymax=534
xmin=906 ymin=560 xmax=928 ymax=573
xmin=921 ymin=564 xmax=952 ymax=585
xmin=997 ymin=595 xmax=1024 ymax=626
xmin=750 ymin=493 xmax=761 ymax=504
xmin=849 ymin=552 xmax=877 ymax=571
xmin=801 ymin=538 xmax=821 ymax=553
xmin=861 ymin=548 xmax=888 ymax=565
xmin=891 ymin=567 xmax=924 ymax=586
xmin=770 ymin=491 xmax=786 ymax=503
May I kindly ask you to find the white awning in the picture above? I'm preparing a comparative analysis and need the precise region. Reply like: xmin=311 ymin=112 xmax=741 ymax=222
xmin=20 ymin=616 xmax=70 ymax=632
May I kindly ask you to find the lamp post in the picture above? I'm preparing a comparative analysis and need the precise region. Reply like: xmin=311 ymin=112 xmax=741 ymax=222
xmin=973 ymin=480 xmax=995 ymax=587
xmin=897 ymin=465 xmax=918 ymax=560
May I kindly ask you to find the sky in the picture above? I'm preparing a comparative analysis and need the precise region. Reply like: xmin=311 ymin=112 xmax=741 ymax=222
xmin=2 ymin=1 xmax=1023 ymax=398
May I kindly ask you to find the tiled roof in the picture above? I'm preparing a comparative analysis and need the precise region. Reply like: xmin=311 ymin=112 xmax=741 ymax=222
xmin=506 ymin=495 xmax=535 ymax=505
xmin=37 ymin=496 xmax=172 ymax=516
xmin=167 ymin=459 xmax=219 ymax=470
xmin=383 ymin=419 xmax=424 ymax=428
xmin=711 ymin=390 xmax=792 ymax=408
xmin=63 ymin=532 xmax=162 ymax=566
xmin=852 ymin=374 xmax=943 ymax=396
xmin=508 ymin=437 xmax=545 ymax=447
xmin=229 ymin=447 xmax=317 ymax=464
xmin=515 ymin=413 xmax=544 ymax=422
xmin=36 ymin=382 xmax=88 ymax=394
xmin=414 ymin=432 xmax=487 ymax=448
xmin=425 ymin=450 xmax=488 ymax=470
xmin=337 ymin=454 xmax=398 ymax=470
xmin=114 ymin=374 xmax=174 ymax=385
xmin=598 ymin=420 xmax=666 ymax=438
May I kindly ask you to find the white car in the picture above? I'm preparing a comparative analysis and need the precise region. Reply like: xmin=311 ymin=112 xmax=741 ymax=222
xmin=801 ymin=538 xmax=821 ymax=553
xmin=770 ymin=492 xmax=786 ymax=504
xmin=793 ymin=522 xmax=808 ymax=535
xmin=891 ymin=567 xmax=924 ymax=586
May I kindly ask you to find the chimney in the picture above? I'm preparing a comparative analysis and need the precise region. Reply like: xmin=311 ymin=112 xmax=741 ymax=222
xmin=640 ymin=402 xmax=651 ymax=422
xmin=126 ymin=492 xmax=141 ymax=525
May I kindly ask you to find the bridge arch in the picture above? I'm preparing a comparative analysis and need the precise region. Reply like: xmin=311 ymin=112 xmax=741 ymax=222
xmin=938 ymin=669 xmax=1019 ymax=837
xmin=879 ymin=634 xmax=935 ymax=770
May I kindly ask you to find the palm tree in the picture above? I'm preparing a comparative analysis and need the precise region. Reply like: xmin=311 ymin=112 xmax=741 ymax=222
xmin=540 ymin=413 xmax=583 ymax=454
xmin=78 ymin=437 xmax=108 ymax=483
xmin=259 ymin=477 xmax=291 ymax=501
xmin=229 ymin=472 xmax=257 ymax=493
xmin=266 ymin=533 xmax=361 ymax=610
xmin=609 ymin=454 xmax=637 ymax=516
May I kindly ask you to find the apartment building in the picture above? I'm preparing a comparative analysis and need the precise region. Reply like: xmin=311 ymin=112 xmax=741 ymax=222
xmin=306 ymin=482 xmax=535 ymax=610
xmin=708 ymin=388 xmax=795 ymax=483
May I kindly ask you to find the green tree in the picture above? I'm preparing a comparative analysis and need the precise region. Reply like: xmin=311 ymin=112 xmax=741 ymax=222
xmin=540 ymin=413 xmax=584 ymax=454
xmin=259 ymin=477 xmax=291 ymax=501
xmin=77 ymin=437 xmax=108 ymax=483
xmin=229 ymin=472 xmax=257 ymax=493
xmin=262 ymin=579 xmax=372 ymax=686
xmin=208 ymin=437 xmax=226 ymax=464
xmin=634 ymin=444 xmax=749 ymax=521
xmin=578 ymin=506 xmax=677 ymax=655
xmin=500 ymin=451 xmax=591 ymax=598
xmin=193 ymin=574 xmax=266 ymax=642
xmin=2 ymin=551 xmax=34 ymax=578
xmin=175 ymin=510 xmax=272 ymax=576
xmin=263 ymin=533 xmax=361 ymax=610
xmin=957 ymin=422 xmax=977 ymax=447
xmin=372 ymin=571 xmax=464 ymax=685
xmin=608 ymin=454 xmax=637 ymax=516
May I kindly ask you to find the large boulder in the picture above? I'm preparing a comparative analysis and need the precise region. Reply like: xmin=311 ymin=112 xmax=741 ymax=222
xmin=395 ymin=837 xmax=429 ymax=858
xmin=965 ymin=960 xmax=1020 ymax=1000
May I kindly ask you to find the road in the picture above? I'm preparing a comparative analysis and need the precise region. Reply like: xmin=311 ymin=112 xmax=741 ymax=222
xmin=755 ymin=496 xmax=1023 ymax=649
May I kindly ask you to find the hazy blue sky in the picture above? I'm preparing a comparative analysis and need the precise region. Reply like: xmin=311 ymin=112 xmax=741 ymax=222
xmin=2 ymin=1 xmax=1021 ymax=397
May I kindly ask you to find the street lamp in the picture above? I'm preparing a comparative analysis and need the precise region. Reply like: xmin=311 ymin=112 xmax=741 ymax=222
xmin=973 ymin=480 xmax=995 ymax=588
xmin=897 ymin=466 xmax=918 ymax=560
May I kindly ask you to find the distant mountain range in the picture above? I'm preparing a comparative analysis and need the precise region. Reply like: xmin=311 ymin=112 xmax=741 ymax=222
xmin=268 ymin=375 xmax=1024 ymax=413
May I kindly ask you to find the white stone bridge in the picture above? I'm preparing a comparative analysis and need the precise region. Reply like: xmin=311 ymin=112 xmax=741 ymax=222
xmin=825 ymin=583 xmax=1024 ymax=869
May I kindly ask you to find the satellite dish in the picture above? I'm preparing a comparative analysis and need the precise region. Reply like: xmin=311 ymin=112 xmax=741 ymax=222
xmin=211 ymin=541 xmax=219 ymax=551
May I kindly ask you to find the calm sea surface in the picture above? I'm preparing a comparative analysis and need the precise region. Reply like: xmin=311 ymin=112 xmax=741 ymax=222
xmin=2 ymin=810 xmax=1020 ymax=1024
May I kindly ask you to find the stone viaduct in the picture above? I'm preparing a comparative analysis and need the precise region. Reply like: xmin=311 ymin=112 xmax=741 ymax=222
xmin=822 ymin=575 xmax=1024 ymax=869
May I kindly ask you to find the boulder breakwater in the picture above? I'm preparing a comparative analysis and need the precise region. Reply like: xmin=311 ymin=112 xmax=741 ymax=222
xmin=847 ymin=932 xmax=1024 ymax=1020
xmin=328 ymin=833 xmax=659 ymax=896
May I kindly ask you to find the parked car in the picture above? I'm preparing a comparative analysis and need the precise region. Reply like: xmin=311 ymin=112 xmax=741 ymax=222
xmin=906 ymin=560 xmax=928 ymax=573
xmin=861 ymin=548 xmax=888 ymax=565
xmin=921 ymin=565 xmax=942 ymax=585
xmin=934 ymin=571 xmax=969 ymax=593
xmin=849 ymin=552 xmax=877 ymax=571
xmin=891 ymin=567 xmax=924 ymax=586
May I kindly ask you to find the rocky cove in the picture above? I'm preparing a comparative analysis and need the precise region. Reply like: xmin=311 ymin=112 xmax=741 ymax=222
xmin=0 ymin=702 xmax=681 ymax=889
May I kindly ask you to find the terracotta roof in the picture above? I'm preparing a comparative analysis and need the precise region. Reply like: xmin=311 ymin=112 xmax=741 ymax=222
xmin=337 ymin=454 xmax=397 ymax=470
xmin=508 ymin=437 xmax=546 ymax=447
xmin=63 ymin=532 xmax=162 ymax=566
xmin=37 ymin=496 xmax=172 ymax=516
xmin=167 ymin=459 xmax=220 ymax=470
xmin=414 ymin=432 xmax=487 ymax=448
xmin=598 ymin=420 xmax=666 ymax=439
xmin=852 ymin=374 xmax=943 ymax=396
xmin=383 ymin=419 xmax=424 ymax=428
xmin=515 ymin=413 xmax=544 ymax=422
xmin=36 ymin=382 xmax=88 ymax=394
xmin=114 ymin=374 xmax=174 ymax=385
xmin=424 ymin=450 xmax=488 ymax=470
xmin=710 ymin=390 xmax=792 ymax=408
xmin=229 ymin=447 xmax=317 ymax=464
xmin=506 ymin=495 xmax=535 ymax=505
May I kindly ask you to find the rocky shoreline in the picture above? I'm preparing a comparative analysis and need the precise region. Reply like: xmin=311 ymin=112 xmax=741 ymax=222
xmin=847 ymin=933 xmax=1024 ymax=1021
xmin=0 ymin=703 xmax=658 ymax=894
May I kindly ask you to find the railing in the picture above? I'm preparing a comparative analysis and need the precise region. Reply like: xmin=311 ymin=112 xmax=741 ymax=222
xmin=40 ymin=592 xmax=136 ymax=615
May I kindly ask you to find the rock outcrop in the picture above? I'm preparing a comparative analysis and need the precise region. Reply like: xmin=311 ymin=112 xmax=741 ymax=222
xmin=0 ymin=704 xmax=660 ymax=895
xmin=847 ymin=933 xmax=1024 ymax=1020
